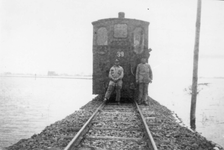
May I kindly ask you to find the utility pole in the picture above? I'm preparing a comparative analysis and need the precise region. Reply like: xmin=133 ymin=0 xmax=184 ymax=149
xmin=190 ymin=0 xmax=202 ymax=130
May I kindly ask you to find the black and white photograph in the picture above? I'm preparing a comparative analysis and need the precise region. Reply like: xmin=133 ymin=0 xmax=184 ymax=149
xmin=0 ymin=0 xmax=224 ymax=149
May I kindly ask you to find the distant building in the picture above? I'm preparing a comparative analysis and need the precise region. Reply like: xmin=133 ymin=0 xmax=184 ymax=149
xmin=4 ymin=72 xmax=12 ymax=75
xmin=48 ymin=71 xmax=57 ymax=76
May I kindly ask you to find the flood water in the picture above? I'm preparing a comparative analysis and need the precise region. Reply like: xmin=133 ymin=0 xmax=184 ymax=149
xmin=149 ymin=77 xmax=224 ymax=148
xmin=0 ymin=76 xmax=224 ymax=148
xmin=0 ymin=76 xmax=94 ymax=148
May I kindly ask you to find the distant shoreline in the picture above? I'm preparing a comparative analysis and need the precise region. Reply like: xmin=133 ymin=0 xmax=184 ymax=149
xmin=0 ymin=75 xmax=92 ymax=80
xmin=199 ymin=76 xmax=224 ymax=79
xmin=1 ymin=75 xmax=224 ymax=80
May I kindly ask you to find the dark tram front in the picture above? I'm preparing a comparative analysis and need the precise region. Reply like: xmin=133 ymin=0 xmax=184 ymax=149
xmin=92 ymin=12 xmax=150 ymax=99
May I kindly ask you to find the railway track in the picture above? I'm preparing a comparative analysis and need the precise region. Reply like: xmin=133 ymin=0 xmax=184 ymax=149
xmin=64 ymin=100 xmax=158 ymax=150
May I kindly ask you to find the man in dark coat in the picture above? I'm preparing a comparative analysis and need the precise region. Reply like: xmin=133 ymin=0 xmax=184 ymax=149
xmin=136 ymin=57 xmax=153 ymax=105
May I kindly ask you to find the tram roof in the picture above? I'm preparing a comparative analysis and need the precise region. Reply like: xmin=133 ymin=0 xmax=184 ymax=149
xmin=92 ymin=12 xmax=149 ymax=26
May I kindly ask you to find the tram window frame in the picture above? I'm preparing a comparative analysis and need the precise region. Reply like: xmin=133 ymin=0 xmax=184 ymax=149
xmin=114 ymin=24 xmax=128 ymax=38
xmin=96 ymin=27 xmax=108 ymax=45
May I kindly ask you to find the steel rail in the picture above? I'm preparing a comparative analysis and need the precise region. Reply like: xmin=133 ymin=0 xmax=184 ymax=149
xmin=64 ymin=101 xmax=105 ymax=150
xmin=135 ymin=101 xmax=158 ymax=150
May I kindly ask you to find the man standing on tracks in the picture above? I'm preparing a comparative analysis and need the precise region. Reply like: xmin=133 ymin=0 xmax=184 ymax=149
xmin=136 ymin=57 xmax=153 ymax=105
xmin=104 ymin=59 xmax=124 ymax=104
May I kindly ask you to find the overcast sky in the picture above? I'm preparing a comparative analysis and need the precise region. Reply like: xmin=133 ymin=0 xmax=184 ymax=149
xmin=0 ymin=0 xmax=224 ymax=77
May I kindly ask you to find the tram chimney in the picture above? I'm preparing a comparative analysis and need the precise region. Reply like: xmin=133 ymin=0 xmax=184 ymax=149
xmin=118 ymin=12 xmax=125 ymax=18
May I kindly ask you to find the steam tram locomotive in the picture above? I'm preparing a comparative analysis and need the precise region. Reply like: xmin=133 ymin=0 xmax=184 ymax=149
xmin=92 ymin=12 xmax=151 ymax=100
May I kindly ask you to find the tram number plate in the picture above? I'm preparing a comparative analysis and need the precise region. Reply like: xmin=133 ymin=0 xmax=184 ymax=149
xmin=117 ymin=51 xmax=124 ymax=57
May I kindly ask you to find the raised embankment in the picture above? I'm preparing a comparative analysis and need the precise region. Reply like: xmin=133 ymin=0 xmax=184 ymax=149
xmin=6 ymin=96 xmax=224 ymax=150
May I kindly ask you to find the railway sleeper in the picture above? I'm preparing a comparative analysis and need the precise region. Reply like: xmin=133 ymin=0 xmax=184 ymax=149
xmin=91 ymin=120 xmax=142 ymax=130
xmin=77 ymin=138 xmax=149 ymax=150
xmin=86 ymin=129 xmax=144 ymax=139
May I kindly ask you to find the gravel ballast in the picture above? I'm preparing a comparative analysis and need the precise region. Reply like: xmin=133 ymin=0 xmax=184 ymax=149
xmin=141 ymin=97 xmax=223 ymax=150
xmin=6 ymin=95 xmax=224 ymax=150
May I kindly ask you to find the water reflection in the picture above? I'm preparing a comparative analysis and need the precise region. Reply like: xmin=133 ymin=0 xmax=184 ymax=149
xmin=0 ymin=77 xmax=94 ymax=147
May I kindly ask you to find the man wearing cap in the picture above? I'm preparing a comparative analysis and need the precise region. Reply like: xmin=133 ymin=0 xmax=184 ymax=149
xmin=136 ymin=57 xmax=153 ymax=105
xmin=104 ymin=59 xmax=124 ymax=104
